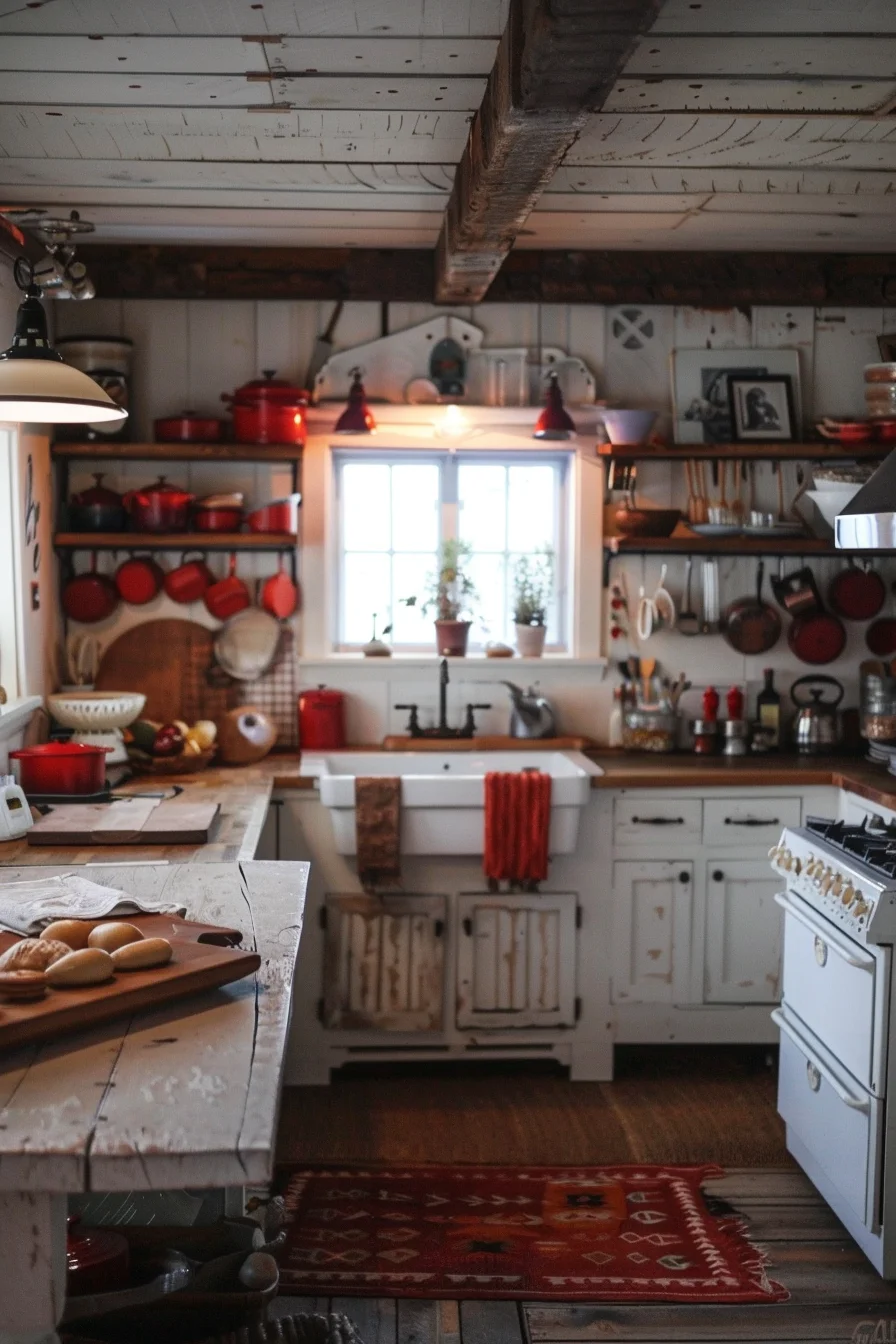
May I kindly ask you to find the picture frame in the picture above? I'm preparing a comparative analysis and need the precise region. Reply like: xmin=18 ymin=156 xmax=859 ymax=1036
xmin=727 ymin=375 xmax=796 ymax=443
xmin=671 ymin=348 xmax=802 ymax=445
xmin=878 ymin=333 xmax=896 ymax=363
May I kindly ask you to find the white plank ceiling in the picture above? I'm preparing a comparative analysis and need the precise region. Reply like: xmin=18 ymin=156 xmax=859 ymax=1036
xmin=1 ymin=0 xmax=896 ymax=254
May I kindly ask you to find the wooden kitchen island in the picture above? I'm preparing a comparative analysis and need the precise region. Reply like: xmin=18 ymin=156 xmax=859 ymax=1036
xmin=0 ymin=856 xmax=308 ymax=1344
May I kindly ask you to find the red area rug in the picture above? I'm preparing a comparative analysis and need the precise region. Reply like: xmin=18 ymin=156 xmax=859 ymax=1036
xmin=277 ymin=1164 xmax=788 ymax=1302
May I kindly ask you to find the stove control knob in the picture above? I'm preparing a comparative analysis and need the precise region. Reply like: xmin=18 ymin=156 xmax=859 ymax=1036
xmin=814 ymin=865 xmax=829 ymax=887
xmin=792 ymin=857 xmax=802 ymax=875
xmin=842 ymin=884 xmax=855 ymax=908
xmin=781 ymin=850 xmax=793 ymax=871
xmin=830 ymin=874 xmax=843 ymax=897
xmin=768 ymin=845 xmax=781 ymax=861
xmin=806 ymin=857 xmax=819 ymax=877
xmin=854 ymin=898 xmax=870 ymax=918
xmin=822 ymin=871 xmax=836 ymax=893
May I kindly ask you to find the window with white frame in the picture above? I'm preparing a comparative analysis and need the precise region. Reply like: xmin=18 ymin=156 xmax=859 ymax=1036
xmin=335 ymin=450 xmax=571 ymax=652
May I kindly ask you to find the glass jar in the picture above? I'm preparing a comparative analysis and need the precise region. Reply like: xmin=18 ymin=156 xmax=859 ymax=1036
xmin=622 ymin=707 xmax=678 ymax=753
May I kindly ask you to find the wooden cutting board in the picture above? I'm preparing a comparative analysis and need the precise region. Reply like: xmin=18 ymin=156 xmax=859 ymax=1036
xmin=0 ymin=913 xmax=260 ymax=1051
xmin=27 ymin=798 xmax=221 ymax=846
xmin=94 ymin=619 xmax=238 ymax=724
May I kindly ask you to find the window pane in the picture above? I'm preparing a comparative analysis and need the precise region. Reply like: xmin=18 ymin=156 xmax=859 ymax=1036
xmin=458 ymin=463 xmax=507 ymax=553
xmin=507 ymin=464 xmax=555 ymax=551
xmin=391 ymin=463 xmax=439 ymax=552
xmin=343 ymin=552 xmax=390 ymax=643
xmin=392 ymin=553 xmax=436 ymax=643
xmin=342 ymin=463 xmax=390 ymax=551
xmin=468 ymin=552 xmax=508 ymax=646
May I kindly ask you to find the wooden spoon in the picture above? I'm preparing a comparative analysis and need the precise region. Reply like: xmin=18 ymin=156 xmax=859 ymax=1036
xmin=685 ymin=459 xmax=697 ymax=522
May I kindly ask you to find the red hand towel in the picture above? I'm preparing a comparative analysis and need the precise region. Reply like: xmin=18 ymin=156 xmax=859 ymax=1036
xmin=484 ymin=770 xmax=552 ymax=883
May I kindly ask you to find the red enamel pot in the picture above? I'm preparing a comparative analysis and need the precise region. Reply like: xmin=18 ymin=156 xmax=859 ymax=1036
xmin=154 ymin=411 xmax=224 ymax=443
xmin=62 ymin=553 xmax=119 ymax=624
xmin=163 ymin=553 xmax=215 ymax=605
xmin=10 ymin=743 xmax=111 ymax=796
xmin=247 ymin=494 xmax=301 ymax=535
xmin=124 ymin=476 xmax=195 ymax=532
xmin=114 ymin=553 xmax=165 ymax=606
xmin=788 ymin=610 xmax=847 ymax=665
xmin=828 ymin=563 xmax=886 ymax=622
xmin=204 ymin=553 xmax=251 ymax=620
xmin=222 ymin=371 xmax=308 ymax=446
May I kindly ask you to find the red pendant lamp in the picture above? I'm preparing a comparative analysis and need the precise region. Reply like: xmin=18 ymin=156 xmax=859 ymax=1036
xmin=335 ymin=368 xmax=375 ymax=434
xmin=533 ymin=371 xmax=575 ymax=440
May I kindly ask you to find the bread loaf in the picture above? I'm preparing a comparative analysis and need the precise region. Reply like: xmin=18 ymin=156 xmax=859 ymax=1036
xmin=0 ymin=938 xmax=71 ymax=972
xmin=41 ymin=919 xmax=95 ymax=950
xmin=111 ymin=937 xmax=172 ymax=971
xmin=46 ymin=948 xmax=114 ymax=988
xmin=88 ymin=922 xmax=143 ymax=953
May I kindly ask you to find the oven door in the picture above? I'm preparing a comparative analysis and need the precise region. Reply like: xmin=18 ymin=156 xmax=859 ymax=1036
xmin=775 ymin=889 xmax=890 ymax=1095
xmin=774 ymin=1007 xmax=883 ymax=1231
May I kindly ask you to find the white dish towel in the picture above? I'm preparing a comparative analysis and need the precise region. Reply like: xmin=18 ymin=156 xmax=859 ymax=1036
xmin=0 ymin=873 xmax=186 ymax=936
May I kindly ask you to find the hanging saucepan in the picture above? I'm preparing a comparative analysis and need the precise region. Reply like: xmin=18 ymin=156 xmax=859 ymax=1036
xmin=867 ymin=581 xmax=896 ymax=656
xmin=114 ymin=553 xmax=165 ymax=606
xmin=789 ymin=607 xmax=847 ymax=665
xmin=721 ymin=560 xmax=781 ymax=655
xmin=260 ymin=555 xmax=299 ymax=620
xmin=204 ymin=553 xmax=251 ymax=620
xmin=770 ymin=565 xmax=823 ymax=618
xmin=163 ymin=552 xmax=215 ymax=605
xmin=62 ymin=553 xmax=119 ymax=624
xmin=828 ymin=561 xmax=886 ymax=622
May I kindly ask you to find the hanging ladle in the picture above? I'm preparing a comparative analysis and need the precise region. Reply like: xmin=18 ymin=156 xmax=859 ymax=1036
xmin=676 ymin=556 xmax=701 ymax=636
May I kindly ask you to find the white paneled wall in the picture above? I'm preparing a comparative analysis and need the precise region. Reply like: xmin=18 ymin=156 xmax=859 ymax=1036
xmin=53 ymin=297 xmax=896 ymax=744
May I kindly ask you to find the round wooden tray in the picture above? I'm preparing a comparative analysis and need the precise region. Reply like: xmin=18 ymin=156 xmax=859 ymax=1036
xmin=126 ymin=747 xmax=216 ymax=775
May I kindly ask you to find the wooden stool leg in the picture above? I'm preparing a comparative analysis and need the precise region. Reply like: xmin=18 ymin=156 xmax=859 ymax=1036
xmin=0 ymin=1192 xmax=66 ymax=1344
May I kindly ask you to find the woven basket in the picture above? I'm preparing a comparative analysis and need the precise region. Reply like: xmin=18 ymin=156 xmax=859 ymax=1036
xmin=126 ymin=747 xmax=216 ymax=775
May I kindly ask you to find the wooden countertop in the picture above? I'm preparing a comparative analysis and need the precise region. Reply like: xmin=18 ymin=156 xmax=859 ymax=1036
xmin=587 ymin=751 xmax=896 ymax=811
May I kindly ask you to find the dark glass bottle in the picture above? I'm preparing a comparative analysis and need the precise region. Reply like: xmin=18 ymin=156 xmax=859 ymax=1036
xmin=757 ymin=668 xmax=781 ymax=749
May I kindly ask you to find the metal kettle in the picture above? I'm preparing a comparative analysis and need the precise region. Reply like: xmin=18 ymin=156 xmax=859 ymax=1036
xmin=790 ymin=674 xmax=845 ymax=754
xmin=501 ymin=681 xmax=556 ymax=739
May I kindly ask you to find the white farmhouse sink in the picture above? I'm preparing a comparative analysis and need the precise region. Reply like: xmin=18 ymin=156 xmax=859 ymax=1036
xmin=300 ymin=750 xmax=602 ymax=856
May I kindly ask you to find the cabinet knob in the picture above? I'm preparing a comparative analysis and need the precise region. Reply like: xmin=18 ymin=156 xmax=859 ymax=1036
xmin=678 ymin=871 xmax=690 ymax=884
xmin=712 ymin=870 xmax=724 ymax=882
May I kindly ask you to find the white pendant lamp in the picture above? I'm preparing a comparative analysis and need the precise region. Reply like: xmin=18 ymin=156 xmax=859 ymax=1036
xmin=0 ymin=258 xmax=127 ymax=424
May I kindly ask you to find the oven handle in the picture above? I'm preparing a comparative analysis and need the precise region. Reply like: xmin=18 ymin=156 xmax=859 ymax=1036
xmin=771 ymin=1009 xmax=871 ymax=1113
xmin=773 ymin=891 xmax=875 ymax=971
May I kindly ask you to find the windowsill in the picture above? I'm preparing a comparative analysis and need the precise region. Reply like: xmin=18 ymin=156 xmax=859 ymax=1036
xmin=299 ymin=654 xmax=608 ymax=672
xmin=0 ymin=696 xmax=42 ymax=741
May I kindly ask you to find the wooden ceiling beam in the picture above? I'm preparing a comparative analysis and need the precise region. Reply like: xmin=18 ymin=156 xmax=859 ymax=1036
xmin=79 ymin=243 xmax=896 ymax=307
xmin=434 ymin=0 xmax=664 ymax=304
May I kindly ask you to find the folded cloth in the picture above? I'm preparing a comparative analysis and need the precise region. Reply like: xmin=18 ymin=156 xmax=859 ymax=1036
xmin=355 ymin=776 xmax=401 ymax=890
xmin=484 ymin=769 xmax=552 ymax=884
xmin=0 ymin=873 xmax=187 ymax=936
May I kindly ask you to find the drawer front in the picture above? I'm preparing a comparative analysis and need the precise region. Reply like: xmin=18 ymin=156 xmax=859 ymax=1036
xmin=777 ymin=891 xmax=885 ymax=1093
xmin=613 ymin=797 xmax=702 ymax=846
xmin=704 ymin=796 xmax=801 ymax=849
xmin=776 ymin=1011 xmax=877 ymax=1229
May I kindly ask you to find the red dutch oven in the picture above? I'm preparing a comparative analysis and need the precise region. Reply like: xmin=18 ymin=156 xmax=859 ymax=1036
xmin=62 ymin=553 xmax=119 ymax=624
xmin=222 ymin=370 xmax=308 ymax=445
xmin=124 ymin=476 xmax=195 ymax=532
xmin=115 ymin=553 xmax=165 ymax=606
xmin=164 ymin=553 xmax=215 ymax=604
xmin=247 ymin=494 xmax=301 ymax=535
xmin=192 ymin=493 xmax=245 ymax=533
xmin=10 ymin=742 xmax=110 ymax=796
xmin=154 ymin=410 xmax=224 ymax=443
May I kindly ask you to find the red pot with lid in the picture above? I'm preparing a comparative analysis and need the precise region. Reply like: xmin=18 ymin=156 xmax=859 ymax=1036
xmin=69 ymin=473 xmax=127 ymax=532
xmin=192 ymin=492 xmax=245 ymax=533
xmin=10 ymin=742 xmax=111 ymax=796
xmin=124 ymin=476 xmax=195 ymax=532
xmin=222 ymin=370 xmax=308 ymax=445
xmin=299 ymin=685 xmax=346 ymax=749
xmin=154 ymin=410 xmax=224 ymax=443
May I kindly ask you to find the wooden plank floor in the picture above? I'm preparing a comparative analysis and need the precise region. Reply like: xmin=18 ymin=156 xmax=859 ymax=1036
xmin=271 ymin=1170 xmax=896 ymax=1343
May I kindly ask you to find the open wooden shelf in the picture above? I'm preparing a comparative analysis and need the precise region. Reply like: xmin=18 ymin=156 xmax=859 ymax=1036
xmin=52 ymin=441 xmax=304 ymax=463
xmin=54 ymin=531 xmax=296 ymax=552
xmin=597 ymin=442 xmax=888 ymax=462
xmin=606 ymin=535 xmax=849 ymax=557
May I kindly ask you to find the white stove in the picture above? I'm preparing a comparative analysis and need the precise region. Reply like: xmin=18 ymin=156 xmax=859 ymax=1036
xmin=771 ymin=815 xmax=896 ymax=1277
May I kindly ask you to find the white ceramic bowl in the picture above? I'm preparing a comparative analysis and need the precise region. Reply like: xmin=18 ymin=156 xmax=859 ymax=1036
xmin=600 ymin=409 xmax=657 ymax=445
xmin=806 ymin=485 xmax=862 ymax=530
xmin=47 ymin=690 xmax=146 ymax=732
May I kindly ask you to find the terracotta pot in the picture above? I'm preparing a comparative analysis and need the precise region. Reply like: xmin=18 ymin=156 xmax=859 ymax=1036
xmin=516 ymin=623 xmax=546 ymax=657
xmin=435 ymin=619 xmax=471 ymax=657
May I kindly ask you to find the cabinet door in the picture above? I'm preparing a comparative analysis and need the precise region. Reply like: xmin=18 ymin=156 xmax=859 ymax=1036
xmin=456 ymin=893 xmax=577 ymax=1029
xmin=611 ymin=861 xmax=692 ymax=1004
xmin=704 ymin=859 xmax=782 ymax=1004
xmin=322 ymin=894 xmax=445 ymax=1031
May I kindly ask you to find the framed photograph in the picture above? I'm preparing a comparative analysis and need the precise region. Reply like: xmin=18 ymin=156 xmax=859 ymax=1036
xmin=878 ymin=333 xmax=896 ymax=363
xmin=671 ymin=348 xmax=802 ymax=444
xmin=728 ymin=375 xmax=796 ymax=442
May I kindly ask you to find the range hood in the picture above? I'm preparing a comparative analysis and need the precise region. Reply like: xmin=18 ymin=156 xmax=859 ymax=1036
xmin=835 ymin=451 xmax=896 ymax=549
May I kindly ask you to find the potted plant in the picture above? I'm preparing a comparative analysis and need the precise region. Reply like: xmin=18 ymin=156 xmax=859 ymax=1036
xmin=406 ymin=539 xmax=478 ymax=656
xmin=513 ymin=546 xmax=554 ymax=657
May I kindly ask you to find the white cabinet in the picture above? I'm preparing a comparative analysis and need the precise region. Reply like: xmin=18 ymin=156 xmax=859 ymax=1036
xmin=322 ymin=894 xmax=445 ymax=1032
xmin=703 ymin=797 xmax=801 ymax=850
xmin=704 ymin=859 xmax=782 ymax=1003
xmin=613 ymin=796 xmax=702 ymax=846
xmin=456 ymin=893 xmax=578 ymax=1028
xmin=611 ymin=860 xmax=693 ymax=1004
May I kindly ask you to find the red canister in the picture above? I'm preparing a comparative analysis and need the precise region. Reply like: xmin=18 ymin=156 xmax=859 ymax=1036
xmin=299 ymin=685 xmax=346 ymax=749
